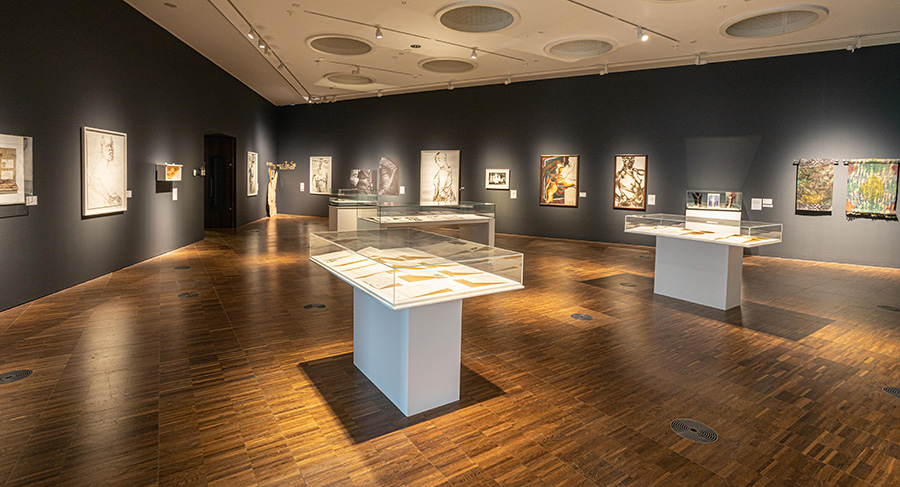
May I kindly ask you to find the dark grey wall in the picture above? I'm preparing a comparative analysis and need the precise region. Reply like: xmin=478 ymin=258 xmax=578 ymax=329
xmin=276 ymin=45 xmax=900 ymax=268
xmin=0 ymin=0 xmax=276 ymax=311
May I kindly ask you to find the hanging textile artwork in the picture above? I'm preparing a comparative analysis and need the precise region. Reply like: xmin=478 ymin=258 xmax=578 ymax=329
xmin=795 ymin=158 xmax=834 ymax=213
xmin=845 ymin=159 xmax=898 ymax=220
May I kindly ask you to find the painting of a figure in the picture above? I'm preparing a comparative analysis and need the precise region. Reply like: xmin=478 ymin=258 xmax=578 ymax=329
xmin=613 ymin=154 xmax=647 ymax=210
xmin=795 ymin=158 xmax=834 ymax=213
xmin=350 ymin=169 xmax=374 ymax=193
xmin=846 ymin=159 xmax=898 ymax=220
xmin=378 ymin=157 xmax=400 ymax=195
xmin=82 ymin=127 xmax=127 ymax=216
xmin=310 ymin=156 xmax=332 ymax=195
xmin=247 ymin=151 xmax=258 ymax=196
xmin=540 ymin=155 xmax=578 ymax=207
xmin=420 ymin=150 xmax=459 ymax=204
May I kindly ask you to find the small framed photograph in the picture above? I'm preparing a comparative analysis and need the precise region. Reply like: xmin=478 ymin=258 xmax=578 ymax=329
xmin=485 ymin=169 xmax=509 ymax=190
xmin=707 ymin=193 xmax=721 ymax=208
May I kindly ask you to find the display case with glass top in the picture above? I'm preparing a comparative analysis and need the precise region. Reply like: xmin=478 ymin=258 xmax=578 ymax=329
xmin=624 ymin=213 xmax=782 ymax=247
xmin=356 ymin=201 xmax=495 ymax=226
xmin=328 ymin=189 xmax=377 ymax=207
xmin=686 ymin=190 xmax=742 ymax=211
xmin=310 ymin=228 xmax=522 ymax=310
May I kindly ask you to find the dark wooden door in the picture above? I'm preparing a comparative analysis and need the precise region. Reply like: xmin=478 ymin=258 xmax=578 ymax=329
xmin=204 ymin=135 xmax=236 ymax=229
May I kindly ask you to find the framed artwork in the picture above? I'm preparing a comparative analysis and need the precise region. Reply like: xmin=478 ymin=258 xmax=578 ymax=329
xmin=0 ymin=133 xmax=30 ymax=206
xmin=795 ymin=158 xmax=834 ymax=213
xmin=485 ymin=169 xmax=509 ymax=190
xmin=420 ymin=150 xmax=459 ymax=204
xmin=82 ymin=127 xmax=127 ymax=216
xmin=378 ymin=157 xmax=400 ymax=195
xmin=540 ymin=155 xmax=578 ymax=207
xmin=846 ymin=159 xmax=899 ymax=220
xmin=247 ymin=151 xmax=259 ymax=196
xmin=310 ymin=156 xmax=332 ymax=195
xmin=613 ymin=154 xmax=647 ymax=210
xmin=350 ymin=169 xmax=374 ymax=192
xmin=707 ymin=193 xmax=720 ymax=208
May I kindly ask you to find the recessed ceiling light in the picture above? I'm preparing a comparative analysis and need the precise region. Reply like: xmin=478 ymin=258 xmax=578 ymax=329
xmin=543 ymin=37 xmax=616 ymax=61
xmin=410 ymin=44 xmax=421 ymax=49
xmin=164 ymin=2 xmax=177 ymax=7
xmin=308 ymin=35 xmax=375 ymax=56
xmin=721 ymin=5 xmax=828 ymax=38
xmin=325 ymin=72 xmax=376 ymax=85
xmin=436 ymin=2 xmax=519 ymax=33
xmin=419 ymin=58 xmax=478 ymax=73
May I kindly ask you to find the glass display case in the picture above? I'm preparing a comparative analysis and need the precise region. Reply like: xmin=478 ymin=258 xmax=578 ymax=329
xmin=356 ymin=201 xmax=495 ymax=226
xmin=310 ymin=228 xmax=522 ymax=309
xmin=328 ymin=189 xmax=377 ymax=207
xmin=624 ymin=213 xmax=782 ymax=247
xmin=686 ymin=190 xmax=742 ymax=211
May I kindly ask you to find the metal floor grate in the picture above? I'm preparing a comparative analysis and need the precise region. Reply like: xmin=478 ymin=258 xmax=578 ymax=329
xmin=671 ymin=419 xmax=718 ymax=444
xmin=0 ymin=370 xmax=33 ymax=385
xmin=178 ymin=292 xmax=200 ymax=299
xmin=304 ymin=304 xmax=327 ymax=310
xmin=883 ymin=387 xmax=900 ymax=398
xmin=570 ymin=313 xmax=593 ymax=321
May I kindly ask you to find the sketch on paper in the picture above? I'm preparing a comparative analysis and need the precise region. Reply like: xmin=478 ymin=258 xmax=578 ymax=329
xmin=267 ymin=168 xmax=278 ymax=217
xmin=485 ymin=169 xmax=509 ymax=190
xmin=82 ymin=127 xmax=127 ymax=216
xmin=846 ymin=159 xmax=898 ymax=220
xmin=420 ymin=150 xmax=459 ymax=204
xmin=613 ymin=154 xmax=647 ymax=210
xmin=0 ymin=148 xmax=18 ymax=193
xmin=707 ymin=193 xmax=720 ymax=208
xmin=247 ymin=152 xmax=259 ymax=196
xmin=350 ymin=169 xmax=375 ymax=193
xmin=540 ymin=155 xmax=578 ymax=207
xmin=795 ymin=158 xmax=834 ymax=213
xmin=378 ymin=157 xmax=400 ymax=195
xmin=310 ymin=156 xmax=332 ymax=195
xmin=0 ymin=134 xmax=30 ymax=206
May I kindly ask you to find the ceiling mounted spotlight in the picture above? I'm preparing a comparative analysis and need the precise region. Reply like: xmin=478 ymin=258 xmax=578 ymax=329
xmin=375 ymin=26 xmax=383 ymax=39
xmin=470 ymin=48 xmax=478 ymax=60
xmin=638 ymin=26 xmax=649 ymax=42
xmin=504 ymin=75 xmax=511 ymax=85
xmin=257 ymin=38 xmax=266 ymax=49
xmin=352 ymin=65 xmax=360 ymax=75
xmin=277 ymin=62 xmax=285 ymax=69
xmin=377 ymin=90 xmax=383 ymax=97
xmin=694 ymin=53 xmax=707 ymax=65
xmin=600 ymin=64 xmax=608 ymax=75
xmin=263 ymin=46 xmax=271 ymax=56
xmin=847 ymin=35 xmax=862 ymax=52
xmin=247 ymin=28 xmax=255 ymax=40
xmin=448 ymin=81 xmax=454 ymax=90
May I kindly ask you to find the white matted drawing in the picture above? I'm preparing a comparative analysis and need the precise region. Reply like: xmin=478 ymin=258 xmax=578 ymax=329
xmin=82 ymin=127 xmax=127 ymax=216
xmin=247 ymin=151 xmax=259 ymax=196
xmin=0 ymin=133 xmax=30 ymax=206
xmin=485 ymin=169 xmax=509 ymax=190
xmin=420 ymin=150 xmax=459 ymax=204
xmin=310 ymin=156 xmax=332 ymax=195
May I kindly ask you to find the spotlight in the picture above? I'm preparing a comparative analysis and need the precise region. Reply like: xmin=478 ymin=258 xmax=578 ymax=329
xmin=448 ymin=81 xmax=454 ymax=90
xmin=375 ymin=26 xmax=383 ymax=39
xmin=694 ymin=53 xmax=707 ymax=66
xmin=600 ymin=65 xmax=608 ymax=75
xmin=377 ymin=90 xmax=383 ymax=97
xmin=470 ymin=48 xmax=478 ymax=60
xmin=263 ymin=46 xmax=271 ymax=56
xmin=504 ymin=76 xmax=511 ymax=85
xmin=247 ymin=29 xmax=255 ymax=40
xmin=638 ymin=26 xmax=649 ymax=42
xmin=847 ymin=36 xmax=862 ymax=52
xmin=258 ymin=38 xmax=266 ymax=49
xmin=352 ymin=66 xmax=360 ymax=75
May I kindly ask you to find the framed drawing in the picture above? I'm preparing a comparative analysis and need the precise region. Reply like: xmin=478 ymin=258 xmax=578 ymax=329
xmin=310 ymin=156 xmax=332 ymax=195
xmin=379 ymin=157 xmax=400 ymax=195
xmin=707 ymin=193 xmax=720 ymax=208
xmin=82 ymin=127 xmax=127 ymax=216
xmin=846 ymin=159 xmax=899 ymax=220
xmin=613 ymin=154 xmax=647 ymax=210
xmin=540 ymin=155 xmax=578 ymax=207
xmin=485 ymin=169 xmax=509 ymax=190
xmin=795 ymin=158 xmax=834 ymax=213
xmin=420 ymin=150 xmax=459 ymax=204
xmin=350 ymin=169 xmax=374 ymax=192
xmin=0 ymin=133 xmax=31 ymax=206
xmin=247 ymin=151 xmax=259 ymax=196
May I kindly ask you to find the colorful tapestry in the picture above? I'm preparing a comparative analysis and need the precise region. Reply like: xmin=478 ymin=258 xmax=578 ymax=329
xmin=795 ymin=158 xmax=834 ymax=213
xmin=846 ymin=159 xmax=899 ymax=220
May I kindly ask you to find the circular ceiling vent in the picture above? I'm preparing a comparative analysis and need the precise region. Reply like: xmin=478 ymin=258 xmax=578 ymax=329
xmin=721 ymin=5 xmax=828 ymax=38
xmin=419 ymin=58 xmax=478 ymax=73
xmin=436 ymin=2 xmax=519 ymax=33
xmin=544 ymin=37 xmax=615 ymax=60
xmin=325 ymin=73 xmax=375 ymax=85
xmin=307 ymin=35 xmax=374 ymax=56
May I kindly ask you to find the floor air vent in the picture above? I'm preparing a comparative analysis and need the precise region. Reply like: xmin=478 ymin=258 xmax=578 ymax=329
xmin=0 ymin=370 xmax=33 ymax=385
xmin=671 ymin=418 xmax=718 ymax=443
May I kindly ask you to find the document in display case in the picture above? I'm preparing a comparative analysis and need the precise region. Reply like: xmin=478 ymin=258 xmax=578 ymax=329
xmin=356 ymin=201 xmax=496 ymax=245
xmin=624 ymin=213 xmax=782 ymax=248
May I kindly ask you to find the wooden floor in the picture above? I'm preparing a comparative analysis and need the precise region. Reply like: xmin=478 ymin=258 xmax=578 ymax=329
xmin=2 ymin=215 xmax=900 ymax=487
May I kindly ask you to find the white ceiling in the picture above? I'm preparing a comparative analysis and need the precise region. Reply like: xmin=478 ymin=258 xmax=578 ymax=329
xmin=125 ymin=0 xmax=900 ymax=106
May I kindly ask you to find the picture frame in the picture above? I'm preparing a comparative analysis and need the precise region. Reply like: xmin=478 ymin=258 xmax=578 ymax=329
xmin=310 ymin=156 xmax=332 ymax=195
xmin=247 ymin=151 xmax=259 ymax=196
xmin=378 ymin=157 xmax=400 ymax=196
xmin=420 ymin=150 xmax=459 ymax=204
xmin=540 ymin=155 xmax=578 ymax=207
xmin=350 ymin=169 xmax=375 ymax=192
xmin=707 ymin=192 xmax=721 ymax=208
xmin=613 ymin=154 xmax=647 ymax=210
xmin=485 ymin=169 xmax=510 ymax=190
xmin=82 ymin=126 xmax=127 ymax=216
xmin=0 ymin=133 xmax=30 ymax=206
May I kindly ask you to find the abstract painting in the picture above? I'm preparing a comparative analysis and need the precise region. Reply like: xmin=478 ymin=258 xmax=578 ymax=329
xmin=378 ymin=157 xmax=400 ymax=195
xmin=350 ymin=169 xmax=374 ymax=192
xmin=613 ymin=154 xmax=647 ymax=210
xmin=420 ymin=150 xmax=459 ymax=204
xmin=846 ymin=159 xmax=899 ymax=220
xmin=540 ymin=155 xmax=578 ymax=207
xmin=310 ymin=156 xmax=332 ymax=195
xmin=795 ymin=158 xmax=834 ymax=213
xmin=485 ymin=169 xmax=509 ymax=190
xmin=82 ymin=127 xmax=127 ymax=216
xmin=247 ymin=151 xmax=259 ymax=196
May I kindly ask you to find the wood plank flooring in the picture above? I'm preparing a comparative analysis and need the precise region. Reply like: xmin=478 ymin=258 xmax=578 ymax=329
xmin=1 ymin=215 xmax=899 ymax=486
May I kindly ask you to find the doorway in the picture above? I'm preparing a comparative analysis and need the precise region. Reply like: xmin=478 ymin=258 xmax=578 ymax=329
xmin=204 ymin=134 xmax=236 ymax=229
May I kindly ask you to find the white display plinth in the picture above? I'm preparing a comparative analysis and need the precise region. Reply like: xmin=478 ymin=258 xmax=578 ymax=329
xmin=353 ymin=288 xmax=462 ymax=416
xmin=654 ymin=236 xmax=743 ymax=310
xmin=329 ymin=205 xmax=369 ymax=231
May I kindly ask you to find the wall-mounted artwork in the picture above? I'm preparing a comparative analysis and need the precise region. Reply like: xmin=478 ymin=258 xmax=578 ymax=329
xmin=350 ymin=169 xmax=374 ymax=192
xmin=795 ymin=158 xmax=834 ymax=213
xmin=420 ymin=150 xmax=459 ymax=204
xmin=846 ymin=159 xmax=899 ymax=220
xmin=0 ymin=134 xmax=30 ymax=206
xmin=613 ymin=154 xmax=647 ymax=210
xmin=82 ymin=127 xmax=127 ymax=216
xmin=247 ymin=151 xmax=259 ymax=196
xmin=378 ymin=157 xmax=400 ymax=196
xmin=540 ymin=155 xmax=578 ymax=207
xmin=485 ymin=169 xmax=509 ymax=190
xmin=310 ymin=156 xmax=332 ymax=195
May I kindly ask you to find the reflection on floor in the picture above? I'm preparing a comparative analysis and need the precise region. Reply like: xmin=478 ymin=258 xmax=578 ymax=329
xmin=1 ymin=215 xmax=899 ymax=486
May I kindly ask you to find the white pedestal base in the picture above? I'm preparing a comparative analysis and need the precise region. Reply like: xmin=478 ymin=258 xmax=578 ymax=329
xmin=654 ymin=236 xmax=743 ymax=310
xmin=353 ymin=288 xmax=462 ymax=416
xmin=329 ymin=206 xmax=364 ymax=231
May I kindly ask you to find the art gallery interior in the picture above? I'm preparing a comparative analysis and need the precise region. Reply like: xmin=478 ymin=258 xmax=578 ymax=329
xmin=1 ymin=0 xmax=899 ymax=485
